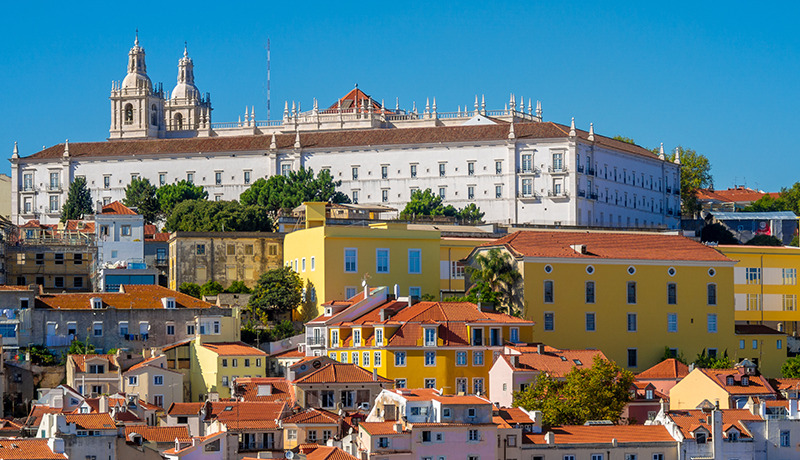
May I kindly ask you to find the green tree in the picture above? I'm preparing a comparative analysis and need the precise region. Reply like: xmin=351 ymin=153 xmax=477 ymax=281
xmin=746 ymin=234 xmax=783 ymax=246
xmin=61 ymin=177 xmax=93 ymax=222
xmin=457 ymin=203 xmax=485 ymax=224
xmin=659 ymin=346 xmax=687 ymax=364
xmin=225 ymin=281 xmax=252 ymax=294
xmin=178 ymin=282 xmax=202 ymax=298
xmin=67 ymin=338 xmax=95 ymax=355
xmin=399 ymin=189 xmax=483 ymax=223
xmin=612 ymin=135 xmax=636 ymax=145
xmin=165 ymin=200 xmax=274 ymax=232
xmin=744 ymin=182 xmax=800 ymax=215
xmin=781 ymin=356 xmax=800 ymax=378
xmin=248 ymin=267 xmax=303 ymax=323
xmin=156 ymin=180 xmax=209 ymax=216
xmin=694 ymin=349 xmax=733 ymax=369
xmin=700 ymin=223 xmax=739 ymax=245
xmin=669 ymin=147 xmax=712 ymax=216
xmin=123 ymin=177 xmax=160 ymax=223
xmin=513 ymin=355 xmax=634 ymax=426
xmin=200 ymin=280 xmax=224 ymax=297
xmin=792 ymin=235 xmax=799 ymax=247
xmin=240 ymin=167 xmax=350 ymax=214
xmin=27 ymin=345 xmax=58 ymax=366
xmin=466 ymin=248 xmax=521 ymax=314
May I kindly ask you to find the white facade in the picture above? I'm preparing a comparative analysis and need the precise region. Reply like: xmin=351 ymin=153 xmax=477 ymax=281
xmin=10 ymin=38 xmax=682 ymax=228
xmin=95 ymin=211 xmax=145 ymax=265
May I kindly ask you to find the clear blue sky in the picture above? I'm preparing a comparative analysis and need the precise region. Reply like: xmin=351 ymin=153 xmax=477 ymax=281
xmin=2 ymin=1 xmax=798 ymax=191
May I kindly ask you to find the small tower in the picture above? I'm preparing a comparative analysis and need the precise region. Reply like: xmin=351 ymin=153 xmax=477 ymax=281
xmin=164 ymin=43 xmax=212 ymax=136
xmin=109 ymin=33 xmax=165 ymax=139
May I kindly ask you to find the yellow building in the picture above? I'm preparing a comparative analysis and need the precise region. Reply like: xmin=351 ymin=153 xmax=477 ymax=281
xmin=190 ymin=339 xmax=267 ymax=401
xmin=304 ymin=286 xmax=534 ymax=396
xmin=717 ymin=245 xmax=800 ymax=334
xmin=467 ymin=230 xmax=738 ymax=373
xmin=669 ymin=361 xmax=777 ymax=409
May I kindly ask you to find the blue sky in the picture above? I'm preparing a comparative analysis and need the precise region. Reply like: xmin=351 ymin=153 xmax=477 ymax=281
xmin=1 ymin=1 xmax=798 ymax=191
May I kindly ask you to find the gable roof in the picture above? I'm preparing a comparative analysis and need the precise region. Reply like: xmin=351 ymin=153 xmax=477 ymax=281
xmin=524 ymin=425 xmax=676 ymax=445
xmin=502 ymin=345 xmax=607 ymax=377
xmin=125 ymin=425 xmax=189 ymax=443
xmin=0 ymin=439 xmax=68 ymax=459
xmin=167 ymin=402 xmax=205 ymax=416
xmin=294 ymin=363 xmax=392 ymax=384
xmin=637 ymin=358 xmax=691 ymax=380
xmin=494 ymin=407 xmax=537 ymax=428
xmin=305 ymin=446 xmax=359 ymax=460
xmin=666 ymin=409 xmax=763 ymax=439
xmin=101 ymin=201 xmax=137 ymax=215
xmin=205 ymin=401 xmax=285 ymax=430
xmin=358 ymin=421 xmax=407 ymax=436
xmin=696 ymin=187 xmax=778 ymax=204
xmin=35 ymin=285 xmax=214 ymax=310
xmin=201 ymin=342 xmax=267 ymax=356
xmin=478 ymin=231 xmax=732 ymax=263
xmin=697 ymin=368 xmax=777 ymax=396
xmin=283 ymin=408 xmax=340 ymax=425
xmin=69 ymin=354 xmax=119 ymax=373
xmin=232 ymin=377 xmax=295 ymax=404
xmin=63 ymin=413 xmax=116 ymax=430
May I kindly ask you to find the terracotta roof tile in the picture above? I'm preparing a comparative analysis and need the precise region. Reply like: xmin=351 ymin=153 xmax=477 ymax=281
xmin=358 ymin=421 xmax=406 ymax=435
xmin=283 ymin=408 xmax=340 ymax=425
xmin=126 ymin=355 xmax=163 ymax=372
xmin=0 ymin=418 xmax=24 ymax=437
xmin=294 ymin=363 xmax=392 ymax=384
xmin=494 ymin=407 xmax=537 ymax=428
xmin=62 ymin=220 xmax=95 ymax=233
xmin=636 ymin=359 xmax=690 ymax=380
xmin=63 ymin=413 xmax=116 ymax=430
xmin=69 ymin=354 xmax=119 ymax=373
xmin=205 ymin=401 xmax=285 ymax=428
xmin=478 ymin=231 xmax=732 ymax=262
xmin=305 ymin=446 xmax=359 ymax=460
xmin=232 ymin=377 xmax=295 ymax=404
xmin=167 ymin=402 xmax=205 ymax=416
xmin=125 ymin=425 xmax=189 ymax=443
xmin=504 ymin=346 xmax=607 ymax=377
xmin=201 ymin=342 xmax=267 ymax=356
xmin=101 ymin=201 xmax=137 ymax=215
xmin=35 ymin=285 xmax=214 ymax=310
xmin=23 ymin=122 xmax=659 ymax=163
xmin=696 ymin=187 xmax=776 ymax=203
xmin=667 ymin=409 xmax=762 ymax=438
xmin=0 ymin=439 xmax=68 ymax=459
xmin=772 ymin=378 xmax=800 ymax=391
xmin=25 ymin=406 xmax=64 ymax=428
xmin=524 ymin=425 xmax=676 ymax=445
xmin=271 ymin=348 xmax=305 ymax=359
xmin=698 ymin=368 xmax=777 ymax=396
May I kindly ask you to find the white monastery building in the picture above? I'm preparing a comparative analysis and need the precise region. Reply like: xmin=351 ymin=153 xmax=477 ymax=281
xmin=10 ymin=36 xmax=682 ymax=227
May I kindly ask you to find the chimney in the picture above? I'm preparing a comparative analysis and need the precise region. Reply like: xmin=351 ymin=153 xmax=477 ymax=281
xmin=373 ymin=368 xmax=377 ymax=381
xmin=99 ymin=395 xmax=109 ymax=413
xmin=544 ymin=431 xmax=555 ymax=445
xmin=570 ymin=244 xmax=587 ymax=254
xmin=364 ymin=283 xmax=369 ymax=299
xmin=759 ymin=400 xmax=767 ymax=419
xmin=47 ymin=438 xmax=65 ymax=454
xmin=712 ymin=408 xmax=723 ymax=459
xmin=394 ymin=284 xmax=400 ymax=299
xmin=394 ymin=423 xmax=402 ymax=433
xmin=659 ymin=398 xmax=669 ymax=415
xmin=790 ymin=398 xmax=799 ymax=419
xmin=537 ymin=344 xmax=544 ymax=354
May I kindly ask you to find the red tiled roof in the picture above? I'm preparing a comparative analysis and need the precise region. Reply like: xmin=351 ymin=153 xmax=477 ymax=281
xmin=358 ymin=421 xmax=406 ymax=435
xmin=167 ymin=402 xmax=205 ymax=416
xmin=232 ymin=377 xmax=295 ymax=404
xmin=386 ymin=388 xmax=442 ymax=401
xmin=35 ymin=285 xmax=214 ymax=310
xmin=0 ymin=439 xmax=68 ymax=459
xmin=698 ymin=368 xmax=777 ymax=396
xmin=283 ymin=408 xmax=340 ymax=425
xmin=524 ymin=425 xmax=675 ymax=445
xmin=271 ymin=347 xmax=305 ymax=359
xmin=326 ymin=88 xmax=392 ymax=113
xmin=22 ymin=122 xmax=660 ymax=163
xmin=696 ymin=187 xmax=777 ymax=203
xmin=478 ymin=231 xmax=732 ymax=262
xmin=0 ymin=285 xmax=35 ymax=291
xmin=148 ymin=232 xmax=170 ymax=242
xmin=62 ymin=220 xmax=95 ymax=233
xmin=201 ymin=342 xmax=267 ymax=356
xmin=125 ymin=425 xmax=189 ymax=443
xmin=69 ymin=354 xmax=119 ymax=373
xmin=305 ymin=446 xmax=359 ymax=460
xmin=494 ymin=407 xmax=537 ymax=428
xmin=205 ymin=401 xmax=285 ymax=428
xmin=126 ymin=355 xmax=163 ymax=372
xmin=63 ymin=413 xmax=116 ymax=430
xmin=667 ymin=409 xmax=762 ymax=438
xmin=294 ymin=363 xmax=392 ymax=384
xmin=0 ymin=418 xmax=24 ymax=437
xmin=25 ymin=406 xmax=63 ymax=427
xmin=101 ymin=201 xmax=137 ymax=215
xmin=636 ymin=359 xmax=691 ymax=380
xmin=503 ymin=345 xmax=607 ymax=377
xmin=772 ymin=378 xmax=800 ymax=391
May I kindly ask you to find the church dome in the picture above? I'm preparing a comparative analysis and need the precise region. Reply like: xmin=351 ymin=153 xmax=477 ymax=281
xmin=122 ymin=72 xmax=153 ymax=91
xmin=171 ymin=47 xmax=199 ymax=101
xmin=121 ymin=35 xmax=152 ymax=91
xmin=171 ymin=81 xmax=199 ymax=101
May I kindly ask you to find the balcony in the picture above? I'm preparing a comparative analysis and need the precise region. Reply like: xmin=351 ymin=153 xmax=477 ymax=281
xmin=577 ymin=165 xmax=584 ymax=173
xmin=548 ymin=166 xmax=569 ymax=174
xmin=517 ymin=192 xmax=539 ymax=200
xmin=588 ymin=192 xmax=598 ymax=200
xmin=548 ymin=190 xmax=570 ymax=198
xmin=578 ymin=190 xmax=586 ymax=198
xmin=306 ymin=336 xmax=326 ymax=347
xmin=587 ymin=167 xmax=596 ymax=176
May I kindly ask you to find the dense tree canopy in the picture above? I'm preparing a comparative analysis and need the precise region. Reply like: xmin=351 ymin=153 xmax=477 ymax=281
xmin=123 ymin=177 xmax=160 ymax=224
xmin=61 ymin=177 xmax=93 ymax=222
xmin=782 ymin=356 xmax=800 ymax=378
xmin=513 ymin=355 xmax=634 ymax=426
xmin=165 ymin=200 xmax=274 ymax=232
xmin=224 ymin=280 xmax=252 ymax=294
xmin=178 ymin=282 xmax=202 ymax=299
xmin=157 ymin=180 xmax=209 ymax=217
xmin=240 ymin=167 xmax=350 ymax=214
xmin=200 ymin=280 xmax=224 ymax=297
xmin=744 ymin=182 xmax=800 ymax=215
xmin=399 ymin=188 xmax=485 ymax=223
xmin=745 ymin=234 xmax=783 ymax=246
xmin=465 ymin=248 xmax=521 ymax=315
xmin=670 ymin=147 xmax=713 ymax=216
xmin=248 ymin=267 xmax=303 ymax=323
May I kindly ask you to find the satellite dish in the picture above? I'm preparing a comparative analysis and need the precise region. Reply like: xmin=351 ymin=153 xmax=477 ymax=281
xmin=285 ymin=451 xmax=295 ymax=459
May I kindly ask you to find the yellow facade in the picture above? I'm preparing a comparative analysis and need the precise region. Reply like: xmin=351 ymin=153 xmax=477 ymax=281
xmin=733 ymin=330 xmax=787 ymax=378
xmin=438 ymin=236 xmax=495 ymax=295
xmin=668 ymin=368 xmax=735 ymax=409
xmin=190 ymin=338 xmax=267 ymax=401
xmin=284 ymin=206 xmax=442 ymax=317
xmin=326 ymin=322 xmax=534 ymax=395
xmin=717 ymin=245 xmax=800 ymax=333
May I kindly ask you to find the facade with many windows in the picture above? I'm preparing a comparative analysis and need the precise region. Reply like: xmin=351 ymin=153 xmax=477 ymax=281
xmin=10 ymin=38 xmax=681 ymax=229
xmin=466 ymin=230 xmax=738 ymax=373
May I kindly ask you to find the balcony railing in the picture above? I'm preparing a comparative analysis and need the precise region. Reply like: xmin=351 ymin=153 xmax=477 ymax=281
xmin=548 ymin=166 xmax=568 ymax=173
xmin=587 ymin=167 xmax=596 ymax=176
xmin=306 ymin=336 xmax=326 ymax=346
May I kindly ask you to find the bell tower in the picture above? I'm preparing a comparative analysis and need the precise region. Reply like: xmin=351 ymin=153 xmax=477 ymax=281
xmin=164 ymin=44 xmax=212 ymax=138
xmin=109 ymin=32 xmax=165 ymax=139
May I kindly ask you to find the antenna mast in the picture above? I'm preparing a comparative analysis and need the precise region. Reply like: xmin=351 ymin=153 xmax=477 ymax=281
xmin=267 ymin=38 xmax=271 ymax=121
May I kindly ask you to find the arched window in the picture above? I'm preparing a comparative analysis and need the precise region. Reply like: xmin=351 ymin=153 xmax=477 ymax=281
xmin=124 ymin=104 xmax=134 ymax=124
xmin=150 ymin=104 xmax=158 ymax=126
xmin=174 ymin=113 xmax=183 ymax=130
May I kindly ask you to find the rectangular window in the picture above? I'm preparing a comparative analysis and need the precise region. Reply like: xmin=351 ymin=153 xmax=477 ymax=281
xmin=408 ymin=249 xmax=422 ymax=274
xmin=781 ymin=430 xmax=790 ymax=447
xmin=382 ymin=189 xmax=389 ymax=202
xmin=103 ymin=176 xmax=111 ymax=189
xmin=375 ymin=328 xmax=383 ymax=345
xmin=784 ymin=294 xmax=797 ymax=311
xmin=54 ymin=253 xmax=64 ymax=265
xmin=119 ymin=322 xmax=128 ymax=336
xmin=747 ymin=293 xmax=762 ymax=311
xmin=707 ymin=313 xmax=718 ymax=333
xmin=166 ymin=324 xmax=175 ymax=335
xmin=424 ymin=378 xmax=436 ymax=389
xmin=93 ymin=322 xmax=103 ymax=337
xmin=522 ymin=178 xmax=533 ymax=196
xmin=468 ymin=185 xmax=475 ymax=200
xmin=521 ymin=154 xmax=532 ymax=172
xmin=353 ymin=329 xmax=361 ymax=346
xmin=215 ymin=172 xmax=222 ymax=185
xmin=627 ymin=313 xmax=637 ymax=332
xmin=244 ymin=171 xmax=251 ymax=184
xmin=468 ymin=162 xmax=475 ymax=175
xmin=544 ymin=280 xmax=554 ymax=303
xmin=374 ymin=351 xmax=381 ymax=367
xmin=495 ymin=160 xmax=502 ymax=174
xmin=473 ymin=351 xmax=484 ymax=366
xmin=128 ymin=376 xmax=138 ymax=386
xmin=54 ymin=276 xmax=64 ymax=288
xmin=468 ymin=429 xmax=479 ymax=441
xmin=424 ymin=328 xmax=436 ymax=346
xmin=410 ymin=164 xmax=417 ymax=177
xmin=154 ymin=375 xmax=164 ymax=385
xmin=345 ymin=286 xmax=357 ymax=299
xmin=381 ymin=165 xmax=388 ymax=179
xmin=376 ymin=249 xmax=389 ymax=273
xmin=746 ymin=267 xmax=762 ymax=284
xmin=495 ymin=185 xmax=502 ymax=198
xmin=281 ymin=164 xmax=290 ymax=177
xmin=585 ymin=281 xmax=595 ymax=303
xmin=456 ymin=351 xmax=467 ymax=366
xmin=627 ymin=348 xmax=638 ymax=368
xmin=186 ymin=172 xmax=194 ymax=183
xmin=395 ymin=378 xmax=406 ymax=388
xmin=585 ymin=312 xmax=596 ymax=332
xmin=783 ymin=268 xmax=797 ymax=285
xmin=121 ymin=225 xmax=131 ymax=237
xmin=395 ymin=351 xmax=406 ymax=366
xmin=310 ymin=256 xmax=315 ymax=271
xmin=552 ymin=152 xmax=563 ymax=171
xmin=627 ymin=281 xmax=637 ymax=304
xmin=667 ymin=283 xmax=677 ymax=305
xmin=196 ymin=244 xmax=205 ymax=255
xmin=707 ymin=284 xmax=717 ymax=305
xmin=472 ymin=328 xmax=483 ymax=346
xmin=49 ymin=172 xmax=59 ymax=190
xmin=668 ymin=313 xmax=678 ymax=332
xmin=424 ymin=351 xmax=436 ymax=366
xmin=49 ymin=195 xmax=59 ymax=212
xmin=439 ymin=187 xmax=446 ymax=199
xmin=510 ymin=327 xmax=519 ymax=343
xmin=439 ymin=163 xmax=446 ymax=177
xmin=544 ymin=312 xmax=554 ymax=331
xmin=344 ymin=248 xmax=358 ymax=273
xmin=352 ymin=167 xmax=359 ymax=180
xmin=352 ymin=190 xmax=359 ymax=204
xmin=23 ymin=173 xmax=33 ymax=191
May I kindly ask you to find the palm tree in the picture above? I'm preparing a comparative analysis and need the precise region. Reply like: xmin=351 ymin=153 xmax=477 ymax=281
xmin=466 ymin=248 xmax=522 ymax=315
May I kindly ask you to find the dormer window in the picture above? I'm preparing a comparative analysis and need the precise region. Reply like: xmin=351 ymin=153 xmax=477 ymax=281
xmin=162 ymin=297 xmax=176 ymax=309
xmin=90 ymin=297 xmax=103 ymax=309
xmin=353 ymin=329 xmax=361 ymax=346
xmin=727 ymin=376 xmax=735 ymax=386
xmin=375 ymin=328 xmax=384 ymax=346
xmin=424 ymin=328 xmax=437 ymax=347
xmin=742 ymin=376 xmax=749 ymax=386
xmin=728 ymin=430 xmax=739 ymax=442
xmin=325 ymin=307 xmax=332 ymax=316
xmin=696 ymin=432 xmax=707 ymax=444
xmin=646 ymin=389 xmax=654 ymax=399
xmin=467 ymin=408 xmax=476 ymax=418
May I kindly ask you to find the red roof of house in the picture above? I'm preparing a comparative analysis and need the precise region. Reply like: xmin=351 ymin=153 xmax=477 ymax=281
xmin=326 ymin=88 xmax=391 ymax=113
xmin=205 ymin=401 xmax=285 ymax=429
xmin=62 ymin=220 xmax=95 ymax=233
xmin=358 ymin=421 xmax=406 ymax=436
xmin=479 ymin=231 xmax=732 ymax=262
xmin=232 ymin=377 xmax=295 ymax=404
xmin=69 ymin=354 xmax=119 ymax=373
xmin=63 ymin=413 xmax=116 ymax=430
xmin=125 ymin=425 xmax=189 ymax=443
xmin=35 ymin=285 xmax=213 ymax=310
xmin=23 ymin=122 xmax=660 ymax=163
xmin=502 ymin=345 xmax=607 ymax=377
xmin=0 ymin=439 xmax=68 ymax=459
xmin=698 ymin=368 xmax=777 ymax=396
xmin=101 ymin=201 xmax=137 ymax=215
xmin=524 ymin=424 xmax=675 ymax=445
xmin=271 ymin=347 xmax=305 ymax=359
xmin=696 ymin=187 xmax=779 ymax=203
xmin=201 ymin=342 xmax=267 ymax=356
xmin=666 ymin=409 xmax=762 ymax=438
xmin=305 ymin=446 xmax=359 ymax=460
xmin=637 ymin=359 xmax=691 ymax=380
xmin=25 ymin=405 xmax=64 ymax=428
xmin=167 ymin=402 xmax=205 ymax=416
xmin=294 ymin=363 xmax=392 ymax=384
xmin=283 ymin=408 xmax=340 ymax=425
xmin=494 ymin=407 xmax=537 ymax=428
